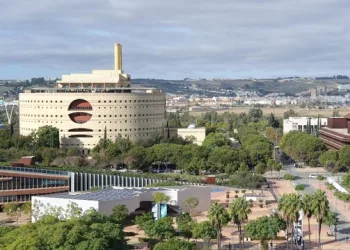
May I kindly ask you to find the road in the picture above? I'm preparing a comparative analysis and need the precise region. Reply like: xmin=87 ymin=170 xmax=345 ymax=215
xmin=277 ymin=163 xmax=350 ymax=244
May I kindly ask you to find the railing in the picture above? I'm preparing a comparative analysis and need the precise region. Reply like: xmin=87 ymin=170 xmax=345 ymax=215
xmin=68 ymin=107 xmax=93 ymax=111
xmin=0 ymin=166 xmax=69 ymax=176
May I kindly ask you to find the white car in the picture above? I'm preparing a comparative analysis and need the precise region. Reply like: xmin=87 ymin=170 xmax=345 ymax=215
xmin=309 ymin=174 xmax=317 ymax=179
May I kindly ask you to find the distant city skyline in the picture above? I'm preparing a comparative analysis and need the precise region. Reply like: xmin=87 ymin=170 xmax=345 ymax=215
xmin=1 ymin=0 xmax=350 ymax=80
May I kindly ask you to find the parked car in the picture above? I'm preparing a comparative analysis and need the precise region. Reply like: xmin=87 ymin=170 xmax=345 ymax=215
xmin=309 ymin=174 xmax=317 ymax=179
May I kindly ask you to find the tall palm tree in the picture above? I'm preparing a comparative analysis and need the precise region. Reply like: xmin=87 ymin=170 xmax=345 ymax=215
xmin=208 ymin=201 xmax=230 ymax=250
xmin=229 ymin=197 xmax=251 ymax=250
xmin=302 ymin=194 xmax=314 ymax=250
xmin=311 ymin=190 xmax=331 ymax=250
xmin=278 ymin=193 xmax=302 ymax=250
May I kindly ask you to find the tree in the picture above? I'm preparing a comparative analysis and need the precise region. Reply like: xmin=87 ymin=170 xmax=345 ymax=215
xmin=338 ymin=145 xmax=350 ymax=170
xmin=22 ymin=202 xmax=32 ymax=218
xmin=153 ymin=238 xmax=195 ymax=250
xmin=192 ymin=221 xmax=217 ymax=250
xmin=311 ymin=190 xmax=331 ymax=250
xmin=3 ymin=202 xmax=20 ymax=222
xmin=283 ymin=109 xmax=297 ymax=119
xmin=134 ymin=212 xmax=154 ymax=230
xmin=183 ymin=196 xmax=199 ymax=216
xmin=111 ymin=204 xmax=129 ymax=225
xmin=67 ymin=147 xmax=80 ymax=157
xmin=318 ymin=150 xmax=338 ymax=171
xmin=278 ymin=193 xmax=302 ymax=249
xmin=143 ymin=216 xmax=175 ymax=240
xmin=153 ymin=192 xmax=171 ymax=204
xmin=254 ymin=162 xmax=266 ymax=175
xmin=176 ymin=212 xmax=193 ymax=240
xmin=35 ymin=126 xmax=59 ymax=148
xmin=124 ymin=146 xmax=146 ymax=169
xmin=41 ymin=147 xmax=57 ymax=166
xmin=245 ymin=216 xmax=285 ymax=250
xmin=332 ymin=109 xmax=340 ymax=117
xmin=273 ymin=162 xmax=283 ymax=178
xmin=229 ymin=197 xmax=251 ymax=249
xmin=208 ymin=201 xmax=230 ymax=250
xmin=0 ymin=210 xmax=128 ymax=250
xmin=302 ymin=194 xmax=314 ymax=250
xmin=202 ymin=133 xmax=230 ymax=148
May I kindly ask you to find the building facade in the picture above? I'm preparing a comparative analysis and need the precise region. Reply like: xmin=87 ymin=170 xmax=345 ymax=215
xmin=283 ymin=117 xmax=328 ymax=136
xmin=19 ymin=44 xmax=166 ymax=151
xmin=320 ymin=115 xmax=350 ymax=150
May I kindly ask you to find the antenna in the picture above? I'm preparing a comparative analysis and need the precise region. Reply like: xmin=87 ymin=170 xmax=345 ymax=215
xmin=4 ymin=102 xmax=15 ymax=125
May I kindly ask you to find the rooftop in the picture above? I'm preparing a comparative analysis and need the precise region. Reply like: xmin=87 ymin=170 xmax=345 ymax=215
xmin=42 ymin=188 xmax=139 ymax=201
xmin=38 ymin=186 xmax=189 ymax=201
xmin=24 ymin=87 xmax=162 ymax=94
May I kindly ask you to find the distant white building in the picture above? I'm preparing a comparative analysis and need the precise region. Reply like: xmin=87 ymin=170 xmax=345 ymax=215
xmin=283 ymin=117 xmax=328 ymax=135
xmin=177 ymin=124 xmax=206 ymax=145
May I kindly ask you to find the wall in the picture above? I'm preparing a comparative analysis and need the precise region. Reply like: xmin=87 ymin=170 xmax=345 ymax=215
xmin=19 ymin=91 xmax=166 ymax=149
xmin=98 ymin=196 xmax=140 ymax=215
xmin=283 ymin=117 xmax=328 ymax=134
xmin=327 ymin=177 xmax=349 ymax=194
xmin=177 ymin=128 xmax=206 ymax=145
xmin=177 ymin=186 xmax=211 ymax=213
xmin=31 ymin=196 xmax=98 ymax=222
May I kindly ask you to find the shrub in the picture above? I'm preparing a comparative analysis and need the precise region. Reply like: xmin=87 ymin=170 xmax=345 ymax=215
xmin=325 ymin=183 xmax=335 ymax=191
xmin=146 ymin=181 xmax=182 ymax=187
xmin=316 ymin=175 xmax=325 ymax=181
xmin=283 ymin=174 xmax=296 ymax=181
xmin=295 ymin=184 xmax=306 ymax=191
xmin=227 ymin=172 xmax=267 ymax=189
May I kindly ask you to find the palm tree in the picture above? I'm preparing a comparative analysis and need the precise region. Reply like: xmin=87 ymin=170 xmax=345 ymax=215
xmin=311 ymin=190 xmax=331 ymax=250
xmin=302 ymin=194 xmax=314 ymax=250
xmin=208 ymin=201 xmax=230 ymax=250
xmin=278 ymin=193 xmax=302 ymax=250
xmin=229 ymin=197 xmax=251 ymax=250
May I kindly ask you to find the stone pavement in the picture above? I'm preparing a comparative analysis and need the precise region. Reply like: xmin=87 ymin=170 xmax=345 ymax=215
xmin=271 ymin=179 xmax=350 ymax=249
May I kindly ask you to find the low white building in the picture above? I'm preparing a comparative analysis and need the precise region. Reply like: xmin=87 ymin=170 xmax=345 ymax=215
xmin=283 ymin=117 xmax=328 ymax=135
xmin=177 ymin=124 xmax=206 ymax=145
xmin=31 ymin=185 xmax=211 ymax=222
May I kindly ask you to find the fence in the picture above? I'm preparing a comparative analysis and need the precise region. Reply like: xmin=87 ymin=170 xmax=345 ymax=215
xmin=70 ymin=172 xmax=203 ymax=192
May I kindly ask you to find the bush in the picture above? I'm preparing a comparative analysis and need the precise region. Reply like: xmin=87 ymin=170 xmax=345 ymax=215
xmin=334 ymin=190 xmax=350 ymax=202
xmin=227 ymin=172 xmax=267 ymax=189
xmin=283 ymin=174 xmax=296 ymax=181
xmin=325 ymin=183 xmax=335 ymax=191
xmin=295 ymin=184 xmax=306 ymax=191
xmin=316 ymin=175 xmax=325 ymax=181
xmin=146 ymin=181 xmax=182 ymax=187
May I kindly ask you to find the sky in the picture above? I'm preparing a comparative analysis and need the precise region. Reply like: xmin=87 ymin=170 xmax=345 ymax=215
xmin=1 ymin=0 xmax=350 ymax=80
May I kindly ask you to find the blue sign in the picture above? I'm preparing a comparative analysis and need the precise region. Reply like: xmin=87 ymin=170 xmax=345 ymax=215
xmin=160 ymin=204 xmax=167 ymax=218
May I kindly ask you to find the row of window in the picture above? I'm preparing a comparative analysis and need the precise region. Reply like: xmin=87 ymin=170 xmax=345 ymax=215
xmin=21 ymin=99 xmax=164 ymax=104
xmin=21 ymin=113 xmax=163 ymax=118
xmin=20 ymin=105 xmax=164 ymax=109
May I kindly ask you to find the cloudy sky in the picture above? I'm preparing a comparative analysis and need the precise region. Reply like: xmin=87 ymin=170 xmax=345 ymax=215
xmin=1 ymin=0 xmax=350 ymax=79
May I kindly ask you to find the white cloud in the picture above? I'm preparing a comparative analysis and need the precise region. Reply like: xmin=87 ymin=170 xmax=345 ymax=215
xmin=1 ymin=0 xmax=350 ymax=79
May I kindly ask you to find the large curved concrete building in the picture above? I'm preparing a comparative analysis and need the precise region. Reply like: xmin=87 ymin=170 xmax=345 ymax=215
xmin=19 ymin=44 xmax=166 ymax=153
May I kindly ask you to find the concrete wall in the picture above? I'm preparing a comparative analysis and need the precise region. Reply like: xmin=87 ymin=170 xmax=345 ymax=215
xmin=99 ymin=196 xmax=140 ymax=215
xmin=327 ymin=176 xmax=350 ymax=194
xmin=31 ymin=196 xmax=98 ymax=222
xmin=19 ymin=91 xmax=166 ymax=149
xmin=177 ymin=186 xmax=211 ymax=213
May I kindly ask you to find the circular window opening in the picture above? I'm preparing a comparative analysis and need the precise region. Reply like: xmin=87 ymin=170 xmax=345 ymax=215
xmin=69 ymin=112 xmax=92 ymax=124
xmin=68 ymin=99 xmax=92 ymax=111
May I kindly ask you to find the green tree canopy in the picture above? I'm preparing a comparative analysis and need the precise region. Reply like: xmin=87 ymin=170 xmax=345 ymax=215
xmin=153 ymin=238 xmax=195 ymax=250
xmin=0 ymin=211 xmax=128 ymax=250
xmin=35 ymin=126 xmax=60 ymax=148
xmin=111 ymin=204 xmax=129 ymax=225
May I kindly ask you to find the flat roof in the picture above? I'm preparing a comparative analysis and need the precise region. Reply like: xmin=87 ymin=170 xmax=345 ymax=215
xmin=41 ymin=188 xmax=139 ymax=201
xmin=37 ymin=186 xmax=200 ymax=201
xmin=23 ymin=87 xmax=162 ymax=94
